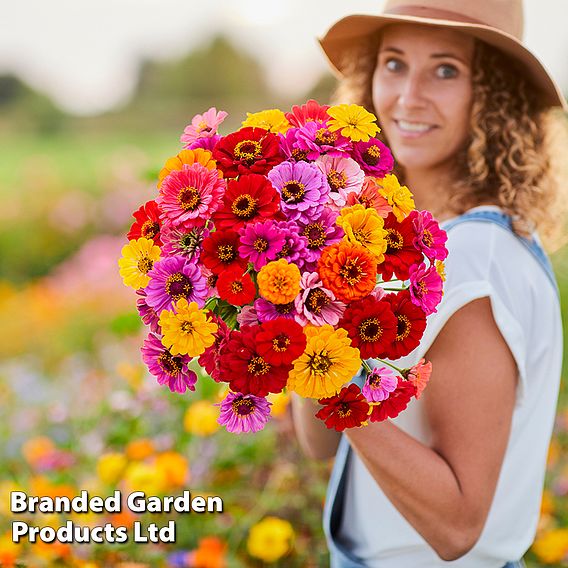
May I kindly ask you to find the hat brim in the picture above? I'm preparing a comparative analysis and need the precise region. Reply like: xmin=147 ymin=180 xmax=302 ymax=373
xmin=319 ymin=13 xmax=567 ymax=111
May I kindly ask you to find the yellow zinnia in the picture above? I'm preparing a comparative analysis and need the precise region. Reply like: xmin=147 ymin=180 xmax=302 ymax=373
xmin=288 ymin=325 xmax=361 ymax=399
xmin=159 ymin=298 xmax=218 ymax=356
xmin=257 ymin=259 xmax=301 ymax=305
xmin=247 ymin=516 xmax=295 ymax=563
xmin=337 ymin=204 xmax=388 ymax=262
xmin=326 ymin=103 xmax=380 ymax=142
xmin=118 ymin=237 xmax=161 ymax=290
xmin=377 ymin=173 xmax=415 ymax=222
xmin=184 ymin=400 xmax=220 ymax=436
xmin=158 ymin=148 xmax=219 ymax=186
xmin=242 ymin=109 xmax=291 ymax=134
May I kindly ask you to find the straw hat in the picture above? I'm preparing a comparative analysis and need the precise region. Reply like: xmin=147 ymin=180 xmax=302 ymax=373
xmin=319 ymin=0 xmax=567 ymax=110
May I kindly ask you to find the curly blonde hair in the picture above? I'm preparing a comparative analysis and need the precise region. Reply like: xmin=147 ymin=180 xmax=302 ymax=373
xmin=334 ymin=33 xmax=568 ymax=251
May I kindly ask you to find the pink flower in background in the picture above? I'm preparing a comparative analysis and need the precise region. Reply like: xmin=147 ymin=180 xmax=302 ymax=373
xmin=362 ymin=366 xmax=398 ymax=402
xmin=406 ymin=358 xmax=432 ymax=399
xmin=315 ymin=155 xmax=364 ymax=209
xmin=180 ymin=107 xmax=228 ymax=146
xmin=217 ymin=392 xmax=271 ymax=433
xmin=410 ymin=210 xmax=448 ymax=261
xmin=409 ymin=263 xmax=443 ymax=315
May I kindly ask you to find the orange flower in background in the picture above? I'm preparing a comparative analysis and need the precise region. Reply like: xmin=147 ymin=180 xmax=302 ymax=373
xmin=317 ymin=241 xmax=377 ymax=303
xmin=126 ymin=438 xmax=155 ymax=461
xmin=257 ymin=259 xmax=301 ymax=304
xmin=22 ymin=436 xmax=55 ymax=465
xmin=158 ymin=148 xmax=219 ymax=186
xmin=155 ymin=451 xmax=190 ymax=488
xmin=0 ymin=532 xmax=21 ymax=568
xmin=193 ymin=536 xmax=227 ymax=568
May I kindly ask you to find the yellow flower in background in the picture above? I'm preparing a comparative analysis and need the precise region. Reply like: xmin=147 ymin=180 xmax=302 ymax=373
xmin=0 ymin=481 xmax=23 ymax=516
xmin=116 ymin=361 xmax=144 ymax=389
xmin=159 ymin=298 xmax=218 ymax=356
xmin=257 ymin=259 xmax=301 ymax=305
xmin=377 ymin=174 xmax=415 ymax=222
xmin=97 ymin=453 xmax=128 ymax=485
xmin=184 ymin=400 xmax=220 ymax=436
xmin=337 ymin=204 xmax=388 ymax=261
xmin=247 ymin=516 xmax=295 ymax=563
xmin=242 ymin=109 xmax=291 ymax=134
xmin=547 ymin=438 xmax=560 ymax=468
xmin=540 ymin=489 xmax=555 ymax=516
xmin=326 ymin=104 xmax=380 ymax=142
xmin=158 ymin=148 xmax=219 ymax=186
xmin=267 ymin=391 xmax=290 ymax=419
xmin=118 ymin=237 xmax=161 ymax=290
xmin=288 ymin=325 xmax=361 ymax=399
xmin=532 ymin=528 xmax=568 ymax=564
xmin=126 ymin=439 xmax=155 ymax=461
xmin=123 ymin=462 xmax=166 ymax=496
xmin=155 ymin=452 xmax=190 ymax=488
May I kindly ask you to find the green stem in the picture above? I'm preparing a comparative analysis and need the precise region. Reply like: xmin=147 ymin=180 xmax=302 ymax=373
xmin=382 ymin=286 xmax=408 ymax=292
xmin=362 ymin=358 xmax=405 ymax=375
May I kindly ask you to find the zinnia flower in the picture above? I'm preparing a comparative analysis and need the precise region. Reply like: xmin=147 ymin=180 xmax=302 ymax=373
xmin=198 ymin=314 xmax=231 ymax=382
xmin=409 ymin=263 xmax=444 ymax=315
xmin=285 ymin=99 xmax=330 ymax=127
xmin=369 ymin=377 xmax=416 ymax=422
xmin=160 ymin=223 xmax=210 ymax=260
xmin=378 ymin=174 xmax=415 ymax=222
xmin=213 ymin=173 xmax=280 ymax=230
xmin=146 ymin=255 xmax=208 ymax=313
xmin=141 ymin=332 xmax=197 ymax=393
xmin=294 ymin=271 xmax=345 ymax=326
xmin=158 ymin=299 xmax=218 ymax=356
xmin=410 ymin=210 xmax=448 ymax=261
xmin=295 ymin=120 xmax=352 ymax=160
xmin=336 ymin=204 xmax=388 ymax=261
xmin=406 ymin=358 xmax=432 ymax=399
xmin=118 ymin=237 xmax=161 ymax=290
xmin=158 ymin=163 xmax=225 ymax=229
xmin=346 ymin=177 xmax=391 ymax=217
xmin=278 ymin=127 xmax=309 ymax=162
xmin=272 ymin=220 xmax=309 ymax=269
xmin=136 ymin=288 xmax=160 ymax=332
xmin=267 ymin=160 xmax=328 ymax=223
xmin=242 ymin=109 xmax=291 ymax=134
xmin=239 ymin=220 xmax=285 ymax=271
xmin=316 ymin=383 xmax=370 ymax=431
xmin=338 ymin=296 xmax=398 ymax=359
xmin=362 ymin=366 xmax=398 ymax=402
xmin=316 ymin=155 xmax=364 ymax=210
xmin=216 ymin=267 xmax=256 ymax=306
xmin=237 ymin=304 xmax=260 ymax=327
xmin=213 ymin=127 xmax=284 ymax=177
xmin=297 ymin=208 xmax=344 ymax=270
xmin=255 ymin=317 xmax=306 ymax=366
xmin=180 ymin=107 xmax=228 ymax=146
xmin=326 ymin=103 xmax=380 ymax=142
xmin=218 ymin=391 xmax=271 ymax=434
xmin=317 ymin=241 xmax=377 ymax=303
xmin=352 ymin=138 xmax=394 ymax=177
xmin=186 ymin=134 xmax=221 ymax=153
xmin=201 ymin=230 xmax=247 ymax=275
xmin=257 ymin=259 xmax=301 ymax=305
xmin=128 ymin=200 xmax=163 ymax=246
xmin=158 ymin=148 xmax=219 ymax=187
xmin=247 ymin=517 xmax=295 ymax=562
xmin=255 ymin=298 xmax=298 ymax=322
xmin=288 ymin=325 xmax=361 ymax=399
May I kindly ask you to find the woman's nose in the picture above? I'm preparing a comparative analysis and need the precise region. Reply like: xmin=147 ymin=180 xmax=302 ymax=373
xmin=397 ymin=73 xmax=427 ymax=110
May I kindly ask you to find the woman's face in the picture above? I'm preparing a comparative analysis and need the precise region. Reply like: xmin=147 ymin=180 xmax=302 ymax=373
xmin=372 ymin=24 xmax=475 ymax=174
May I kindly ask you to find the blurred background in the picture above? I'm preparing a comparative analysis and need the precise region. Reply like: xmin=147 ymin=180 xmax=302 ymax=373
xmin=0 ymin=1 xmax=567 ymax=566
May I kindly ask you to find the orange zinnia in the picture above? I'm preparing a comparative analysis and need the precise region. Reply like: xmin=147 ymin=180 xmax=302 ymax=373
xmin=317 ymin=241 xmax=377 ymax=303
xmin=257 ymin=259 xmax=301 ymax=305
xmin=158 ymin=148 xmax=220 ymax=187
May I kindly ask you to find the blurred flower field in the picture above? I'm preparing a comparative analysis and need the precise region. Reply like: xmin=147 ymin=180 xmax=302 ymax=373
xmin=1 ymin=133 xmax=567 ymax=567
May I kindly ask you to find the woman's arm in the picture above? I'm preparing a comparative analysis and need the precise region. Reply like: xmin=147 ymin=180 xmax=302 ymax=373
xmin=345 ymin=297 xmax=517 ymax=561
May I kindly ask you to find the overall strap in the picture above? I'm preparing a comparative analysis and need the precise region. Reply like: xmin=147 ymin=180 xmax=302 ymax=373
xmin=443 ymin=210 xmax=559 ymax=298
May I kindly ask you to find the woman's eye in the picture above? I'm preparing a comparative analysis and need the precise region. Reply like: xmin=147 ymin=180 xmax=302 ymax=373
xmin=384 ymin=58 xmax=404 ymax=72
xmin=436 ymin=64 xmax=458 ymax=79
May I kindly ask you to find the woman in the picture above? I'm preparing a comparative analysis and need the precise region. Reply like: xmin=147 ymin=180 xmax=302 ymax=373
xmin=292 ymin=1 xmax=567 ymax=566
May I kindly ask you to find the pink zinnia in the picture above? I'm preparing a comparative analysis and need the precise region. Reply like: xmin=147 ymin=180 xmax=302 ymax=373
xmin=136 ymin=288 xmax=160 ymax=332
xmin=180 ymin=107 xmax=228 ymax=146
xmin=315 ymin=155 xmax=365 ymax=210
xmin=237 ymin=304 xmax=260 ymax=327
xmin=294 ymin=271 xmax=345 ymax=326
xmin=362 ymin=366 xmax=398 ymax=402
xmin=157 ymin=163 xmax=225 ymax=229
xmin=160 ymin=223 xmax=210 ymax=260
xmin=285 ymin=99 xmax=330 ymax=127
xmin=278 ymin=128 xmax=309 ymax=162
xmin=406 ymin=358 xmax=432 ymax=399
xmin=410 ymin=210 xmax=448 ymax=261
xmin=409 ymin=263 xmax=444 ymax=315
xmin=255 ymin=298 xmax=298 ymax=322
xmin=217 ymin=391 xmax=272 ymax=433
xmin=352 ymin=137 xmax=394 ymax=177
xmin=238 ymin=220 xmax=286 ymax=271
xmin=295 ymin=120 xmax=352 ymax=160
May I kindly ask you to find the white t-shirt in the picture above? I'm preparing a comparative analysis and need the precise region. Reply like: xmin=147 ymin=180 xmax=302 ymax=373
xmin=335 ymin=206 xmax=563 ymax=567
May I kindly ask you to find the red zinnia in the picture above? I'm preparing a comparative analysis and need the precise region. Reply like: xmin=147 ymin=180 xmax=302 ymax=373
xmin=213 ymin=174 xmax=281 ymax=230
xmin=316 ymin=383 xmax=370 ymax=431
xmin=219 ymin=326 xmax=290 ymax=396
xmin=338 ymin=296 xmax=398 ymax=359
xmin=255 ymin=317 xmax=307 ymax=366
xmin=285 ymin=99 xmax=330 ymax=127
xmin=369 ymin=378 xmax=416 ymax=422
xmin=212 ymin=127 xmax=284 ymax=177
xmin=201 ymin=230 xmax=247 ymax=275
xmin=127 ymin=200 xmax=162 ymax=246
xmin=381 ymin=291 xmax=427 ymax=359
xmin=198 ymin=315 xmax=231 ymax=382
xmin=217 ymin=267 xmax=256 ymax=306
xmin=378 ymin=213 xmax=423 ymax=281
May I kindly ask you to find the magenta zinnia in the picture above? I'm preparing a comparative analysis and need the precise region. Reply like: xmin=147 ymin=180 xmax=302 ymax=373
xmin=217 ymin=391 xmax=271 ymax=434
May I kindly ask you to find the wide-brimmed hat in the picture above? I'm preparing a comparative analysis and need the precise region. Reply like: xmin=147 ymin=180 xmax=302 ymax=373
xmin=319 ymin=0 xmax=567 ymax=110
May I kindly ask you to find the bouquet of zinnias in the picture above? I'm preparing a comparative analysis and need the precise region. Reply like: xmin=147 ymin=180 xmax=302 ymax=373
xmin=118 ymin=100 xmax=448 ymax=433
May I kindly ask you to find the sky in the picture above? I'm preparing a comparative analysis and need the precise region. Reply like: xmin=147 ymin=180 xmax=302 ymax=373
xmin=1 ymin=0 xmax=567 ymax=115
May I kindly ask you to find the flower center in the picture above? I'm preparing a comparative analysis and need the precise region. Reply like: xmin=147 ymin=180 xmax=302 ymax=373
xmin=158 ymin=350 xmax=183 ymax=376
xmin=422 ymin=229 xmax=434 ymax=247
xmin=276 ymin=244 xmax=291 ymax=259
xmin=180 ymin=321 xmax=195 ymax=334
xmin=197 ymin=120 xmax=211 ymax=132
xmin=137 ymin=257 xmax=153 ymax=274
xmin=165 ymin=272 xmax=194 ymax=301
xmin=230 ymin=281 xmax=244 ymax=294
xmin=272 ymin=334 xmax=291 ymax=352
xmin=386 ymin=229 xmax=403 ymax=251
xmin=302 ymin=223 xmax=326 ymax=249
xmin=306 ymin=288 xmax=330 ymax=314
xmin=358 ymin=318 xmax=382 ymax=342
xmin=281 ymin=180 xmax=306 ymax=203
xmin=253 ymin=237 xmax=269 ymax=252
xmin=327 ymin=170 xmax=347 ymax=192
xmin=248 ymin=355 xmax=270 ymax=376
xmin=234 ymin=140 xmax=262 ymax=164
xmin=417 ymin=280 xmax=428 ymax=298
xmin=368 ymin=373 xmax=382 ymax=389
xmin=291 ymin=148 xmax=308 ymax=162
xmin=141 ymin=220 xmax=160 ymax=239
xmin=207 ymin=274 xmax=218 ymax=288
xmin=337 ymin=402 xmax=352 ymax=418
xmin=179 ymin=230 xmax=202 ymax=254
xmin=339 ymin=260 xmax=364 ymax=285
xmin=315 ymin=128 xmax=337 ymax=146
xmin=232 ymin=397 xmax=255 ymax=416
xmin=231 ymin=194 xmax=257 ymax=219
xmin=309 ymin=352 xmax=332 ymax=375
xmin=396 ymin=314 xmax=411 ymax=341
xmin=363 ymin=145 xmax=381 ymax=166
xmin=276 ymin=301 xmax=295 ymax=315
xmin=178 ymin=186 xmax=201 ymax=211
xmin=217 ymin=244 xmax=236 ymax=263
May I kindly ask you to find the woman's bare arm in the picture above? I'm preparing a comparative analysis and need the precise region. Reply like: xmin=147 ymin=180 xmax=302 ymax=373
xmin=345 ymin=297 xmax=517 ymax=561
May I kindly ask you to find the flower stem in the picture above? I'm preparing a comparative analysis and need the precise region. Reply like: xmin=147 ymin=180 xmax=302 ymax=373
xmin=375 ymin=358 xmax=405 ymax=374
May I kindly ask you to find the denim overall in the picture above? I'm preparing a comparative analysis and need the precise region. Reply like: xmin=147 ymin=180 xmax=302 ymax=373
xmin=323 ymin=210 xmax=558 ymax=568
